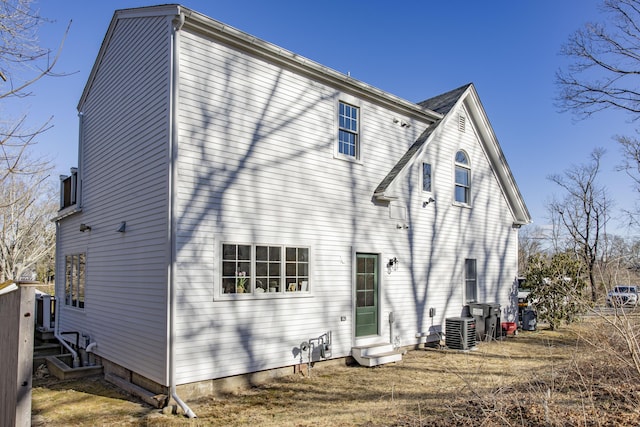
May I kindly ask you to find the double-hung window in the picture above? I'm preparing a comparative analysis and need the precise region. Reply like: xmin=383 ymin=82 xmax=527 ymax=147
xmin=338 ymin=101 xmax=359 ymax=159
xmin=65 ymin=253 xmax=86 ymax=308
xmin=465 ymin=258 xmax=477 ymax=303
xmin=454 ymin=150 xmax=470 ymax=205
xmin=221 ymin=243 xmax=309 ymax=296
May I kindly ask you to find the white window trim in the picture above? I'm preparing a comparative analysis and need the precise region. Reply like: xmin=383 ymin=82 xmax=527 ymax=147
xmin=421 ymin=161 xmax=433 ymax=194
xmin=63 ymin=250 xmax=87 ymax=310
xmin=463 ymin=258 xmax=478 ymax=304
xmin=453 ymin=150 xmax=471 ymax=207
xmin=333 ymin=96 xmax=363 ymax=164
xmin=215 ymin=242 xmax=312 ymax=300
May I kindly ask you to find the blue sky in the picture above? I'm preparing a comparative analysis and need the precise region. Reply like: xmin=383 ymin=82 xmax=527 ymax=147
xmin=24 ymin=1 xmax=638 ymax=235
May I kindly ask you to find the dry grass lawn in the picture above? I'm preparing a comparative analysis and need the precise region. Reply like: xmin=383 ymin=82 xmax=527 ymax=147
xmin=32 ymin=317 xmax=640 ymax=426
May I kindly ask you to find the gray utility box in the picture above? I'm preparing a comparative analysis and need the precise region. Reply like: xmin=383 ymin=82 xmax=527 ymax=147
xmin=468 ymin=302 xmax=501 ymax=341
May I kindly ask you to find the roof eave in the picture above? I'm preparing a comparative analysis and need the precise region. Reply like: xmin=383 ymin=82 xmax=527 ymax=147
xmin=175 ymin=7 xmax=442 ymax=122
xmin=463 ymin=86 xmax=532 ymax=224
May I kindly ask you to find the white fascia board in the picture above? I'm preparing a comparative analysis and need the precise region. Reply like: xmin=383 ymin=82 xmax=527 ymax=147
xmin=463 ymin=87 xmax=531 ymax=225
xmin=77 ymin=5 xmax=181 ymax=111
xmin=180 ymin=7 xmax=442 ymax=123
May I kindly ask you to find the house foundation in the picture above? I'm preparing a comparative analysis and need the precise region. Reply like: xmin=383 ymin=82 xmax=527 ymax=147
xmin=99 ymin=354 xmax=353 ymax=406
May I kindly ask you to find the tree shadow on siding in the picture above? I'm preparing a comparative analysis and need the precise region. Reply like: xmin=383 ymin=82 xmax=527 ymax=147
xmin=382 ymin=115 xmax=518 ymax=346
xmin=174 ymin=48 xmax=351 ymax=383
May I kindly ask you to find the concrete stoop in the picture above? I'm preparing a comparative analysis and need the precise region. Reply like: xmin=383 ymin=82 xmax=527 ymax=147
xmin=351 ymin=343 xmax=402 ymax=367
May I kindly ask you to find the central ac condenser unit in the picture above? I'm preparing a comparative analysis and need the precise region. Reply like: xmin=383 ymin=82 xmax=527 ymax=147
xmin=445 ymin=317 xmax=476 ymax=350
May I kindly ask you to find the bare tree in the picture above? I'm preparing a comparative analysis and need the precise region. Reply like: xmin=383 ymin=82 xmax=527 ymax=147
xmin=518 ymin=225 xmax=549 ymax=274
xmin=556 ymin=0 xmax=640 ymax=118
xmin=615 ymin=134 xmax=640 ymax=228
xmin=548 ymin=148 xmax=611 ymax=302
xmin=557 ymin=0 xmax=640 ymax=236
xmin=0 ymin=0 xmax=68 ymax=99
xmin=0 ymin=0 xmax=68 ymax=281
xmin=0 ymin=169 xmax=56 ymax=281
xmin=0 ymin=0 xmax=68 ymax=184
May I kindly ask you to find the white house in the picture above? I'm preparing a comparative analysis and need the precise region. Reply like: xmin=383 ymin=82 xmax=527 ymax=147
xmin=54 ymin=4 xmax=530 ymax=412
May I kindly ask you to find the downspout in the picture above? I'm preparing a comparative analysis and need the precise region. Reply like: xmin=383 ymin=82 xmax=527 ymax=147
xmin=54 ymin=297 xmax=80 ymax=367
xmin=168 ymin=10 xmax=196 ymax=419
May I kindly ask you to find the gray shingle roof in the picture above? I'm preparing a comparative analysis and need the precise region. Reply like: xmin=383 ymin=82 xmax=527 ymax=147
xmin=418 ymin=83 xmax=472 ymax=115
xmin=374 ymin=84 xmax=471 ymax=198
xmin=373 ymin=123 xmax=440 ymax=196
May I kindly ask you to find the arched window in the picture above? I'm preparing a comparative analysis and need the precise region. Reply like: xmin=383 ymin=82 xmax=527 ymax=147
xmin=454 ymin=150 xmax=470 ymax=205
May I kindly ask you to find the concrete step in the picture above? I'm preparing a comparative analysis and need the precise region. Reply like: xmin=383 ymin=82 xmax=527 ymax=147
xmin=34 ymin=342 xmax=63 ymax=357
xmin=351 ymin=343 xmax=402 ymax=367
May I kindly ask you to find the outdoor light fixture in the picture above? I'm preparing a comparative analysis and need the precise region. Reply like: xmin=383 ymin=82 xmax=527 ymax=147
xmin=116 ymin=222 xmax=126 ymax=233
xmin=422 ymin=197 xmax=435 ymax=207
xmin=387 ymin=257 xmax=398 ymax=272
xmin=79 ymin=223 xmax=91 ymax=232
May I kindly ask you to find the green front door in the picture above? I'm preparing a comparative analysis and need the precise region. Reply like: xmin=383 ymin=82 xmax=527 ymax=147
xmin=355 ymin=253 xmax=378 ymax=337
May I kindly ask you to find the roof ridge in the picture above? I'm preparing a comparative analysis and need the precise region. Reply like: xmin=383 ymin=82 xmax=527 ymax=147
xmin=418 ymin=83 xmax=472 ymax=115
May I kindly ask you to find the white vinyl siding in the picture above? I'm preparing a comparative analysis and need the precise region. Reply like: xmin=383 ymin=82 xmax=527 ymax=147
xmin=56 ymin=15 xmax=172 ymax=385
xmin=173 ymin=29 xmax=518 ymax=384
xmin=57 ymin=10 xmax=522 ymax=389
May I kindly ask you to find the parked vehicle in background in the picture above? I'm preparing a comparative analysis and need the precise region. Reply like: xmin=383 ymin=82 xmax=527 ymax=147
xmin=606 ymin=285 xmax=639 ymax=307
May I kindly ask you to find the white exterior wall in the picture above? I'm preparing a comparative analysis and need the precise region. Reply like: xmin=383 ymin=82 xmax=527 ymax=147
xmin=56 ymin=15 xmax=173 ymax=385
xmin=56 ymin=9 xmax=523 ymax=389
xmin=173 ymin=28 xmax=519 ymax=384
xmin=389 ymin=104 xmax=519 ymax=343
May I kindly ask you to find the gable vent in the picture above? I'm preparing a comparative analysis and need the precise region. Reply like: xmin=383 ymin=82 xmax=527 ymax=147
xmin=458 ymin=114 xmax=466 ymax=132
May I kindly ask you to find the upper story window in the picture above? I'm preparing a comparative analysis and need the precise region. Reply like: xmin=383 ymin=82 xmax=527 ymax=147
xmin=60 ymin=168 xmax=78 ymax=210
xmin=454 ymin=151 xmax=470 ymax=205
xmin=338 ymin=101 xmax=359 ymax=159
xmin=422 ymin=162 xmax=432 ymax=192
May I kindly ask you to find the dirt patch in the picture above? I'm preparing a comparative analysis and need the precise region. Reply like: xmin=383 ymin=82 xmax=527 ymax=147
xmin=31 ymin=319 xmax=640 ymax=426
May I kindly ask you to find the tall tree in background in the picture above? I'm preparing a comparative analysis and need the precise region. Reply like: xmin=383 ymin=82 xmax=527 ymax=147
xmin=617 ymin=134 xmax=640 ymax=227
xmin=518 ymin=225 xmax=548 ymax=274
xmin=1 ymin=0 xmax=66 ymax=182
xmin=0 ymin=0 xmax=67 ymax=280
xmin=557 ymin=0 xmax=640 ymax=229
xmin=556 ymin=0 xmax=640 ymax=118
xmin=548 ymin=148 xmax=610 ymax=302
xmin=0 ymin=171 xmax=56 ymax=281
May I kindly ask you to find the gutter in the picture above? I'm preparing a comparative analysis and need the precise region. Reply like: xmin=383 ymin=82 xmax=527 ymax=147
xmin=168 ymin=10 xmax=196 ymax=419
xmin=178 ymin=7 xmax=442 ymax=124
